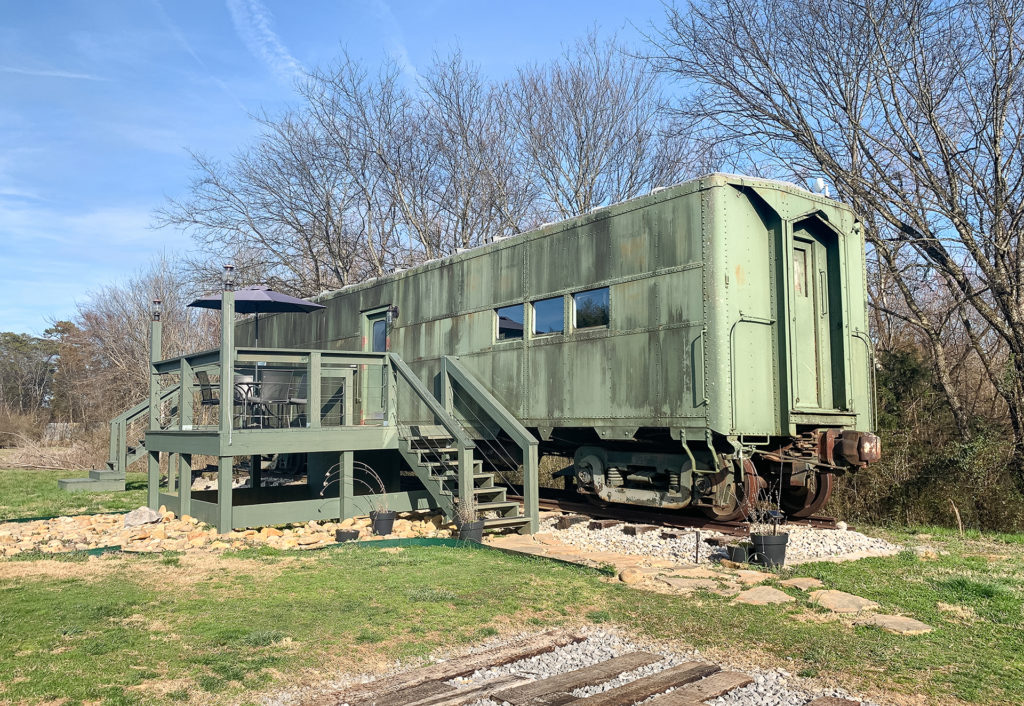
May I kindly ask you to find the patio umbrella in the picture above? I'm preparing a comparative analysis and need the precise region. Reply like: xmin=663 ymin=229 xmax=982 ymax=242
xmin=187 ymin=285 xmax=326 ymax=347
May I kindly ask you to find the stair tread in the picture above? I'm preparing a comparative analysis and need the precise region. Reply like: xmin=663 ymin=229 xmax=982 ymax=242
xmin=483 ymin=516 xmax=530 ymax=527
xmin=475 ymin=500 xmax=520 ymax=509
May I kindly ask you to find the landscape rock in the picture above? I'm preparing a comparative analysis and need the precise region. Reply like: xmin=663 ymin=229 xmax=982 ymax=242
xmin=734 ymin=586 xmax=796 ymax=605
xmin=123 ymin=506 xmax=161 ymax=528
xmin=618 ymin=568 xmax=645 ymax=585
xmin=810 ymin=590 xmax=879 ymax=613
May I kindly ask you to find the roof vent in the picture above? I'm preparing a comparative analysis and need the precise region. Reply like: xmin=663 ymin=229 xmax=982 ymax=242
xmin=813 ymin=177 xmax=831 ymax=197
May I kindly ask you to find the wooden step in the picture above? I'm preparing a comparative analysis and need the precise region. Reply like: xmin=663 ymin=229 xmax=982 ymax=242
xmin=493 ymin=652 xmax=662 ymax=705
xmin=409 ymin=424 xmax=454 ymax=439
xmin=642 ymin=671 xmax=754 ymax=705
xmin=474 ymin=500 xmax=520 ymax=515
xmin=472 ymin=487 xmax=506 ymax=500
xmin=560 ymin=662 xmax=720 ymax=706
xmin=333 ymin=630 xmax=585 ymax=705
xmin=482 ymin=515 xmax=530 ymax=529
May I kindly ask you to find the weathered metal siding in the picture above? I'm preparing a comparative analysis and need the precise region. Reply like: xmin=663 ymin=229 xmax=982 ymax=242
xmin=242 ymin=174 xmax=873 ymax=439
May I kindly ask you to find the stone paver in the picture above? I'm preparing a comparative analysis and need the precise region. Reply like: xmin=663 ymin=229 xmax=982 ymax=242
xmin=734 ymin=569 xmax=772 ymax=585
xmin=857 ymin=614 xmax=933 ymax=635
xmin=733 ymin=586 xmax=796 ymax=605
xmin=667 ymin=566 xmax=720 ymax=579
xmin=659 ymin=577 xmax=719 ymax=592
xmin=780 ymin=577 xmax=824 ymax=591
xmin=809 ymin=590 xmax=879 ymax=613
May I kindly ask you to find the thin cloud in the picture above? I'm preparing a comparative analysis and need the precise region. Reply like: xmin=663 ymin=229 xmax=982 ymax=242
xmin=225 ymin=0 xmax=303 ymax=81
xmin=365 ymin=0 xmax=419 ymax=82
xmin=151 ymin=0 xmax=249 ymax=112
xmin=0 ymin=65 xmax=109 ymax=81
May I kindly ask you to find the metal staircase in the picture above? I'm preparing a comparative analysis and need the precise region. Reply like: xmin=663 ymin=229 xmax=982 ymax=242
xmin=398 ymin=425 xmax=530 ymax=532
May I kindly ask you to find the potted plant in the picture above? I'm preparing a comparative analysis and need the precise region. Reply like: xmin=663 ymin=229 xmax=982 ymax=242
xmin=727 ymin=540 xmax=753 ymax=563
xmin=321 ymin=461 xmax=396 ymax=536
xmin=748 ymin=505 xmax=789 ymax=568
xmin=453 ymin=500 xmax=484 ymax=543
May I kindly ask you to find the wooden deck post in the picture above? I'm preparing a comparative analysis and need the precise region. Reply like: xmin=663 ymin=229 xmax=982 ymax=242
xmin=178 ymin=453 xmax=192 ymax=518
xmin=177 ymin=357 xmax=194 ymax=499
xmin=339 ymin=450 xmax=353 ymax=520
xmin=217 ymin=456 xmax=233 ymax=532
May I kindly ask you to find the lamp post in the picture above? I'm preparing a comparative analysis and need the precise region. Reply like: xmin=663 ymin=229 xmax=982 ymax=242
xmin=217 ymin=264 xmax=236 ymax=533
xmin=219 ymin=264 xmax=236 ymax=438
xmin=147 ymin=298 xmax=163 ymax=509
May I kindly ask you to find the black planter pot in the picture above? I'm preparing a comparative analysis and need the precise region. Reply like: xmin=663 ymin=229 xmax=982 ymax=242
xmin=335 ymin=529 xmax=360 ymax=543
xmin=369 ymin=510 xmax=397 ymax=536
xmin=457 ymin=520 xmax=485 ymax=543
xmin=749 ymin=533 xmax=789 ymax=568
xmin=728 ymin=543 xmax=750 ymax=563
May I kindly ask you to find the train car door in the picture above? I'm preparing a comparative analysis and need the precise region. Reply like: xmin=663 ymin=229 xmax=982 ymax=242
xmin=790 ymin=230 xmax=834 ymax=410
xmin=361 ymin=309 xmax=389 ymax=421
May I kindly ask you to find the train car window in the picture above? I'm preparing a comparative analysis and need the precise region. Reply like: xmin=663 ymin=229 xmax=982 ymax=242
xmin=372 ymin=319 xmax=387 ymax=352
xmin=793 ymin=249 xmax=808 ymax=296
xmin=496 ymin=304 xmax=524 ymax=340
xmin=573 ymin=287 xmax=610 ymax=329
xmin=533 ymin=297 xmax=564 ymax=335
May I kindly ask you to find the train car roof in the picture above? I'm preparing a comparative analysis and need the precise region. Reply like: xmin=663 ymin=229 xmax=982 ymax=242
xmin=311 ymin=172 xmax=849 ymax=304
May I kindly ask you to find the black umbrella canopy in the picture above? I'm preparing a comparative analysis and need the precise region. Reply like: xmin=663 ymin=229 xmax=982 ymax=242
xmin=187 ymin=285 xmax=326 ymax=314
xmin=188 ymin=285 xmax=326 ymax=348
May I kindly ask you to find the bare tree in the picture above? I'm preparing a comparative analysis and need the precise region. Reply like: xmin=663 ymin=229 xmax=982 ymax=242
xmin=73 ymin=255 xmax=219 ymax=414
xmin=505 ymin=30 xmax=699 ymax=218
xmin=162 ymin=35 xmax=701 ymax=292
xmin=156 ymin=109 xmax=367 ymax=297
xmin=419 ymin=49 xmax=538 ymax=250
xmin=651 ymin=0 xmax=1024 ymax=485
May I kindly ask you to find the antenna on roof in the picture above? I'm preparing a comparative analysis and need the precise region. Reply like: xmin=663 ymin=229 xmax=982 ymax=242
xmin=813 ymin=177 xmax=831 ymax=198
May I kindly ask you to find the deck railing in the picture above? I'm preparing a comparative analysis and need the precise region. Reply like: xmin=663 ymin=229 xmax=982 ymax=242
xmin=152 ymin=348 xmax=392 ymax=434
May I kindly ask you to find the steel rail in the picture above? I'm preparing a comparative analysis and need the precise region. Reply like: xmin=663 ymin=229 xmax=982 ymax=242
xmin=506 ymin=489 xmax=840 ymax=538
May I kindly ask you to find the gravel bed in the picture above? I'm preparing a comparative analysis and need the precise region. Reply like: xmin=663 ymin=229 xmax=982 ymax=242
xmin=539 ymin=518 xmax=727 ymax=563
xmin=540 ymin=518 xmax=900 ymax=564
xmin=448 ymin=629 xmax=881 ymax=705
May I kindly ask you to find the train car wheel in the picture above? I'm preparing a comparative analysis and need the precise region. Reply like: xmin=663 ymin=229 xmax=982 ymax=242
xmin=781 ymin=470 xmax=834 ymax=518
xmin=702 ymin=458 xmax=761 ymax=522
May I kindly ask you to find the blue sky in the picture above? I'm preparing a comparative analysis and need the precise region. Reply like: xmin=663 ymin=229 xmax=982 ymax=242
xmin=0 ymin=0 xmax=667 ymax=336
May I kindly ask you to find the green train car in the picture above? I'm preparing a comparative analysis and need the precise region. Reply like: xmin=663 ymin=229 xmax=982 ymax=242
xmin=248 ymin=174 xmax=880 ymax=521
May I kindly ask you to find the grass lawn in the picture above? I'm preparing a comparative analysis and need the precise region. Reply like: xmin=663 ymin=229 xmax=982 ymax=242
xmin=0 ymin=470 xmax=1021 ymax=705
xmin=0 ymin=469 xmax=147 ymax=521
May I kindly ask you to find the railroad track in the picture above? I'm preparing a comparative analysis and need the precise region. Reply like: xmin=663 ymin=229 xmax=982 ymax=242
xmin=506 ymin=489 xmax=839 ymax=537
xmin=311 ymin=630 xmax=860 ymax=706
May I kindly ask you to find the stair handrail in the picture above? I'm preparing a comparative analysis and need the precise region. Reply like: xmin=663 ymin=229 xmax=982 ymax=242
xmin=388 ymin=354 xmax=476 ymax=451
xmin=441 ymin=355 xmax=539 ymax=533
xmin=389 ymin=353 xmax=479 ymax=515
xmin=107 ymin=383 xmax=181 ymax=473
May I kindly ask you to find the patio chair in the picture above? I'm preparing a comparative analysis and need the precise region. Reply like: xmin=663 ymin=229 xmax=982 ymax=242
xmin=248 ymin=370 xmax=307 ymax=428
xmin=196 ymin=370 xmax=219 ymax=407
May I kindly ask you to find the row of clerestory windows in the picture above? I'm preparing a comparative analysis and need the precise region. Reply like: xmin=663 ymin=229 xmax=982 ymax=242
xmin=495 ymin=287 xmax=610 ymax=342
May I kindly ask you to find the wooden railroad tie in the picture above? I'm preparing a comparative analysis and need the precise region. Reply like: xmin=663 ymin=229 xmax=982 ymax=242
xmin=325 ymin=635 xmax=770 ymax=706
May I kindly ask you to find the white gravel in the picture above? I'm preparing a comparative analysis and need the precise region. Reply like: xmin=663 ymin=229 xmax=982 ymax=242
xmin=448 ymin=629 xmax=881 ymax=706
xmin=540 ymin=518 xmax=900 ymax=565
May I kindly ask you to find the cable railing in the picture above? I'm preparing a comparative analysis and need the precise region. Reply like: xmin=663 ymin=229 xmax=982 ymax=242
xmin=150 ymin=347 xmax=392 ymax=433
